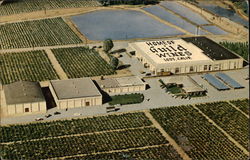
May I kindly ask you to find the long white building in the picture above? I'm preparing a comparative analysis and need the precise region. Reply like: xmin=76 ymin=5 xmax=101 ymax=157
xmin=128 ymin=36 xmax=244 ymax=76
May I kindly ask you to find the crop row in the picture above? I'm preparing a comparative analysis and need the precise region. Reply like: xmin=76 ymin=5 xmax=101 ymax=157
xmin=0 ymin=127 xmax=168 ymax=159
xmin=0 ymin=0 xmax=101 ymax=16
xmin=67 ymin=145 xmax=182 ymax=160
xmin=196 ymin=102 xmax=248 ymax=150
xmin=230 ymin=99 xmax=249 ymax=115
xmin=52 ymin=47 xmax=115 ymax=78
xmin=0 ymin=112 xmax=152 ymax=143
xmin=150 ymin=105 xmax=247 ymax=160
xmin=0 ymin=17 xmax=82 ymax=49
xmin=0 ymin=50 xmax=58 ymax=84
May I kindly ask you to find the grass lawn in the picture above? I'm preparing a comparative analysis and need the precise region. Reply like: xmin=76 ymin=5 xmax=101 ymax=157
xmin=167 ymin=86 xmax=183 ymax=94
xmin=109 ymin=93 xmax=144 ymax=105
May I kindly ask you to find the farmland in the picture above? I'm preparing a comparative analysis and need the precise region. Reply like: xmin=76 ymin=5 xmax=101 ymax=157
xmin=150 ymin=105 xmax=248 ymax=160
xmin=230 ymin=99 xmax=249 ymax=114
xmin=196 ymin=102 xmax=248 ymax=150
xmin=0 ymin=112 xmax=152 ymax=143
xmin=219 ymin=41 xmax=249 ymax=61
xmin=1 ymin=100 xmax=249 ymax=159
xmin=0 ymin=17 xmax=82 ymax=49
xmin=67 ymin=145 xmax=182 ymax=160
xmin=0 ymin=50 xmax=58 ymax=84
xmin=52 ymin=47 xmax=115 ymax=78
xmin=0 ymin=0 xmax=100 ymax=16
xmin=0 ymin=112 xmax=181 ymax=160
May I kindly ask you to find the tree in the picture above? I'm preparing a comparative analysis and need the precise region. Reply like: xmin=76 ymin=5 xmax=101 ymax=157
xmin=103 ymin=39 xmax=114 ymax=53
xmin=110 ymin=56 xmax=119 ymax=69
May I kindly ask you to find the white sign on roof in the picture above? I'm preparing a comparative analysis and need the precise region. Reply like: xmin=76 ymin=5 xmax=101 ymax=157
xmin=132 ymin=39 xmax=211 ymax=64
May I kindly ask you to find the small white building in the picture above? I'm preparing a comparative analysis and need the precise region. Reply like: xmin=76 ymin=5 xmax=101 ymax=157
xmin=2 ymin=81 xmax=46 ymax=117
xmin=95 ymin=76 xmax=146 ymax=94
xmin=128 ymin=36 xmax=244 ymax=75
xmin=49 ymin=78 xmax=102 ymax=109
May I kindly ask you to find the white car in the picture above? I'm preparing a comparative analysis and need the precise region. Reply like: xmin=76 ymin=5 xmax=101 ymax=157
xmin=74 ymin=113 xmax=82 ymax=116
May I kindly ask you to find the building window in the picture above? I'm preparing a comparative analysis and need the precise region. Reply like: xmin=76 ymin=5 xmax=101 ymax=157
xmin=85 ymin=102 xmax=90 ymax=106
xmin=190 ymin=66 xmax=194 ymax=72
xmin=204 ymin=65 xmax=208 ymax=70
xmin=160 ymin=69 xmax=164 ymax=72
xmin=175 ymin=68 xmax=180 ymax=73
xmin=234 ymin=62 xmax=237 ymax=69
xmin=25 ymin=108 xmax=29 ymax=112
xmin=208 ymin=65 xmax=212 ymax=71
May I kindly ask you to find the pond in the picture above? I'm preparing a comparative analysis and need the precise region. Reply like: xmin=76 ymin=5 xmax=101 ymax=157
xmin=160 ymin=1 xmax=210 ymax=25
xmin=198 ymin=3 xmax=249 ymax=28
xmin=203 ymin=25 xmax=228 ymax=35
xmin=143 ymin=5 xmax=208 ymax=35
xmin=71 ymin=10 xmax=185 ymax=41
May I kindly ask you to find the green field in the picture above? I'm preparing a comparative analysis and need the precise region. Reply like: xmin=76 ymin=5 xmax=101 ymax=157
xmin=196 ymin=102 xmax=248 ymax=150
xmin=109 ymin=93 xmax=144 ymax=105
xmin=0 ymin=112 xmax=181 ymax=159
xmin=52 ymin=47 xmax=115 ymax=78
xmin=219 ymin=41 xmax=249 ymax=61
xmin=0 ymin=0 xmax=100 ymax=16
xmin=150 ymin=105 xmax=248 ymax=160
xmin=0 ymin=17 xmax=82 ymax=49
xmin=230 ymin=99 xmax=249 ymax=114
xmin=0 ymin=50 xmax=58 ymax=84
xmin=0 ymin=112 xmax=152 ymax=143
xmin=1 ymin=100 xmax=248 ymax=159
xmin=67 ymin=145 xmax=182 ymax=160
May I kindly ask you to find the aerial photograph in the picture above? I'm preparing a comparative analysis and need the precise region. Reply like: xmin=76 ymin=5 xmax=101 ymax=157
xmin=0 ymin=0 xmax=249 ymax=159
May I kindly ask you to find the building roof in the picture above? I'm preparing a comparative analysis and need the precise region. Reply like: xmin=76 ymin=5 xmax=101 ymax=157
xmin=3 ymin=81 xmax=45 ymax=105
xmin=50 ymin=78 xmax=102 ymax=100
xmin=182 ymin=36 xmax=240 ymax=60
xmin=96 ymin=76 xmax=145 ymax=89
xmin=129 ymin=39 xmax=211 ymax=66
xmin=161 ymin=75 xmax=205 ymax=93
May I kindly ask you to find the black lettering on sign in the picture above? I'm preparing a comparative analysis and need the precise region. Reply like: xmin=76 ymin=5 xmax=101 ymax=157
xmin=184 ymin=51 xmax=192 ymax=56
xmin=164 ymin=57 xmax=175 ymax=62
xmin=169 ymin=46 xmax=177 ymax=52
xmin=156 ymin=53 xmax=167 ymax=58
xmin=150 ymin=46 xmax=158 ymax=53
xmin=177 ymin=52 xmax=185 ymax=56
xmin=167 ymin=40 xmax=175 ymax=45
xmin=177 ymin=45 xmax=187 ymax=51
xmin=146 ymin=42 xmax=153 ymax=46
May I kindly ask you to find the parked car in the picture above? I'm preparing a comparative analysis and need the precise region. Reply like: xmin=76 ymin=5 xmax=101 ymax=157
xmin=54 ymin=112 xmax=61 ymax=115
xmin=35 ymin=118 xmax=44 ymax=121
xmin=74 ymin=113 xmax=82 ymax=116
xmin=45 ymin=114 xmax=52 ymax=118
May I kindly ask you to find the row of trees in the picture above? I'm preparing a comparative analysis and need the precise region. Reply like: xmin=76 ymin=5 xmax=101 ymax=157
xmin=150 ymin=105 xmax=248 ymax=160
xmin=0 ymin=0 xmax=101 ymax=16
xmin=0 ymin=112 xmax=152 ymax=143
xmin=52 ymin=46 xmax=115 ymax=78
xmin=230 ymin=99 xmax=249 ymax=114
xmin=68 ymin=145 xmax=182 ymax=160
xmin=1 ymin=127 xmax=167 ymax=159
xmin=196 ymin=102 xmax=249 ymax=150
xmin=219 ymin=41 xmax=249 ymax=61
xmin=98 ymin=0 xmax=159 ymax=6
xmin=0 ymin=50 xmax=58 ymax=84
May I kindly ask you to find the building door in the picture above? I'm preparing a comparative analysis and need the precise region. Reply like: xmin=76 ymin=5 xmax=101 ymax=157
xmin=25 ymin=108 xmax=29 ymax=112
xmin=85 ymin=101 xmax=90 ymax=106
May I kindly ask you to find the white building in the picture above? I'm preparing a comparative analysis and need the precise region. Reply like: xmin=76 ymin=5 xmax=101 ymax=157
xmin=49 ymin=78 xmax=102 ymax=109
xmin=2 ymin=81 xmax=46 ymax=117
xmin=128 ymin=36 xmax=244 ymax=75
xmin=95 ymin=76 xmax=146 ymax=94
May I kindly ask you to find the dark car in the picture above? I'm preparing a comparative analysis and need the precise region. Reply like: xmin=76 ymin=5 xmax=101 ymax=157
xmin=54 ymin=112 xmax=61 ymax=115
xmin=45 ymin=114 xmax=52 ymax=118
